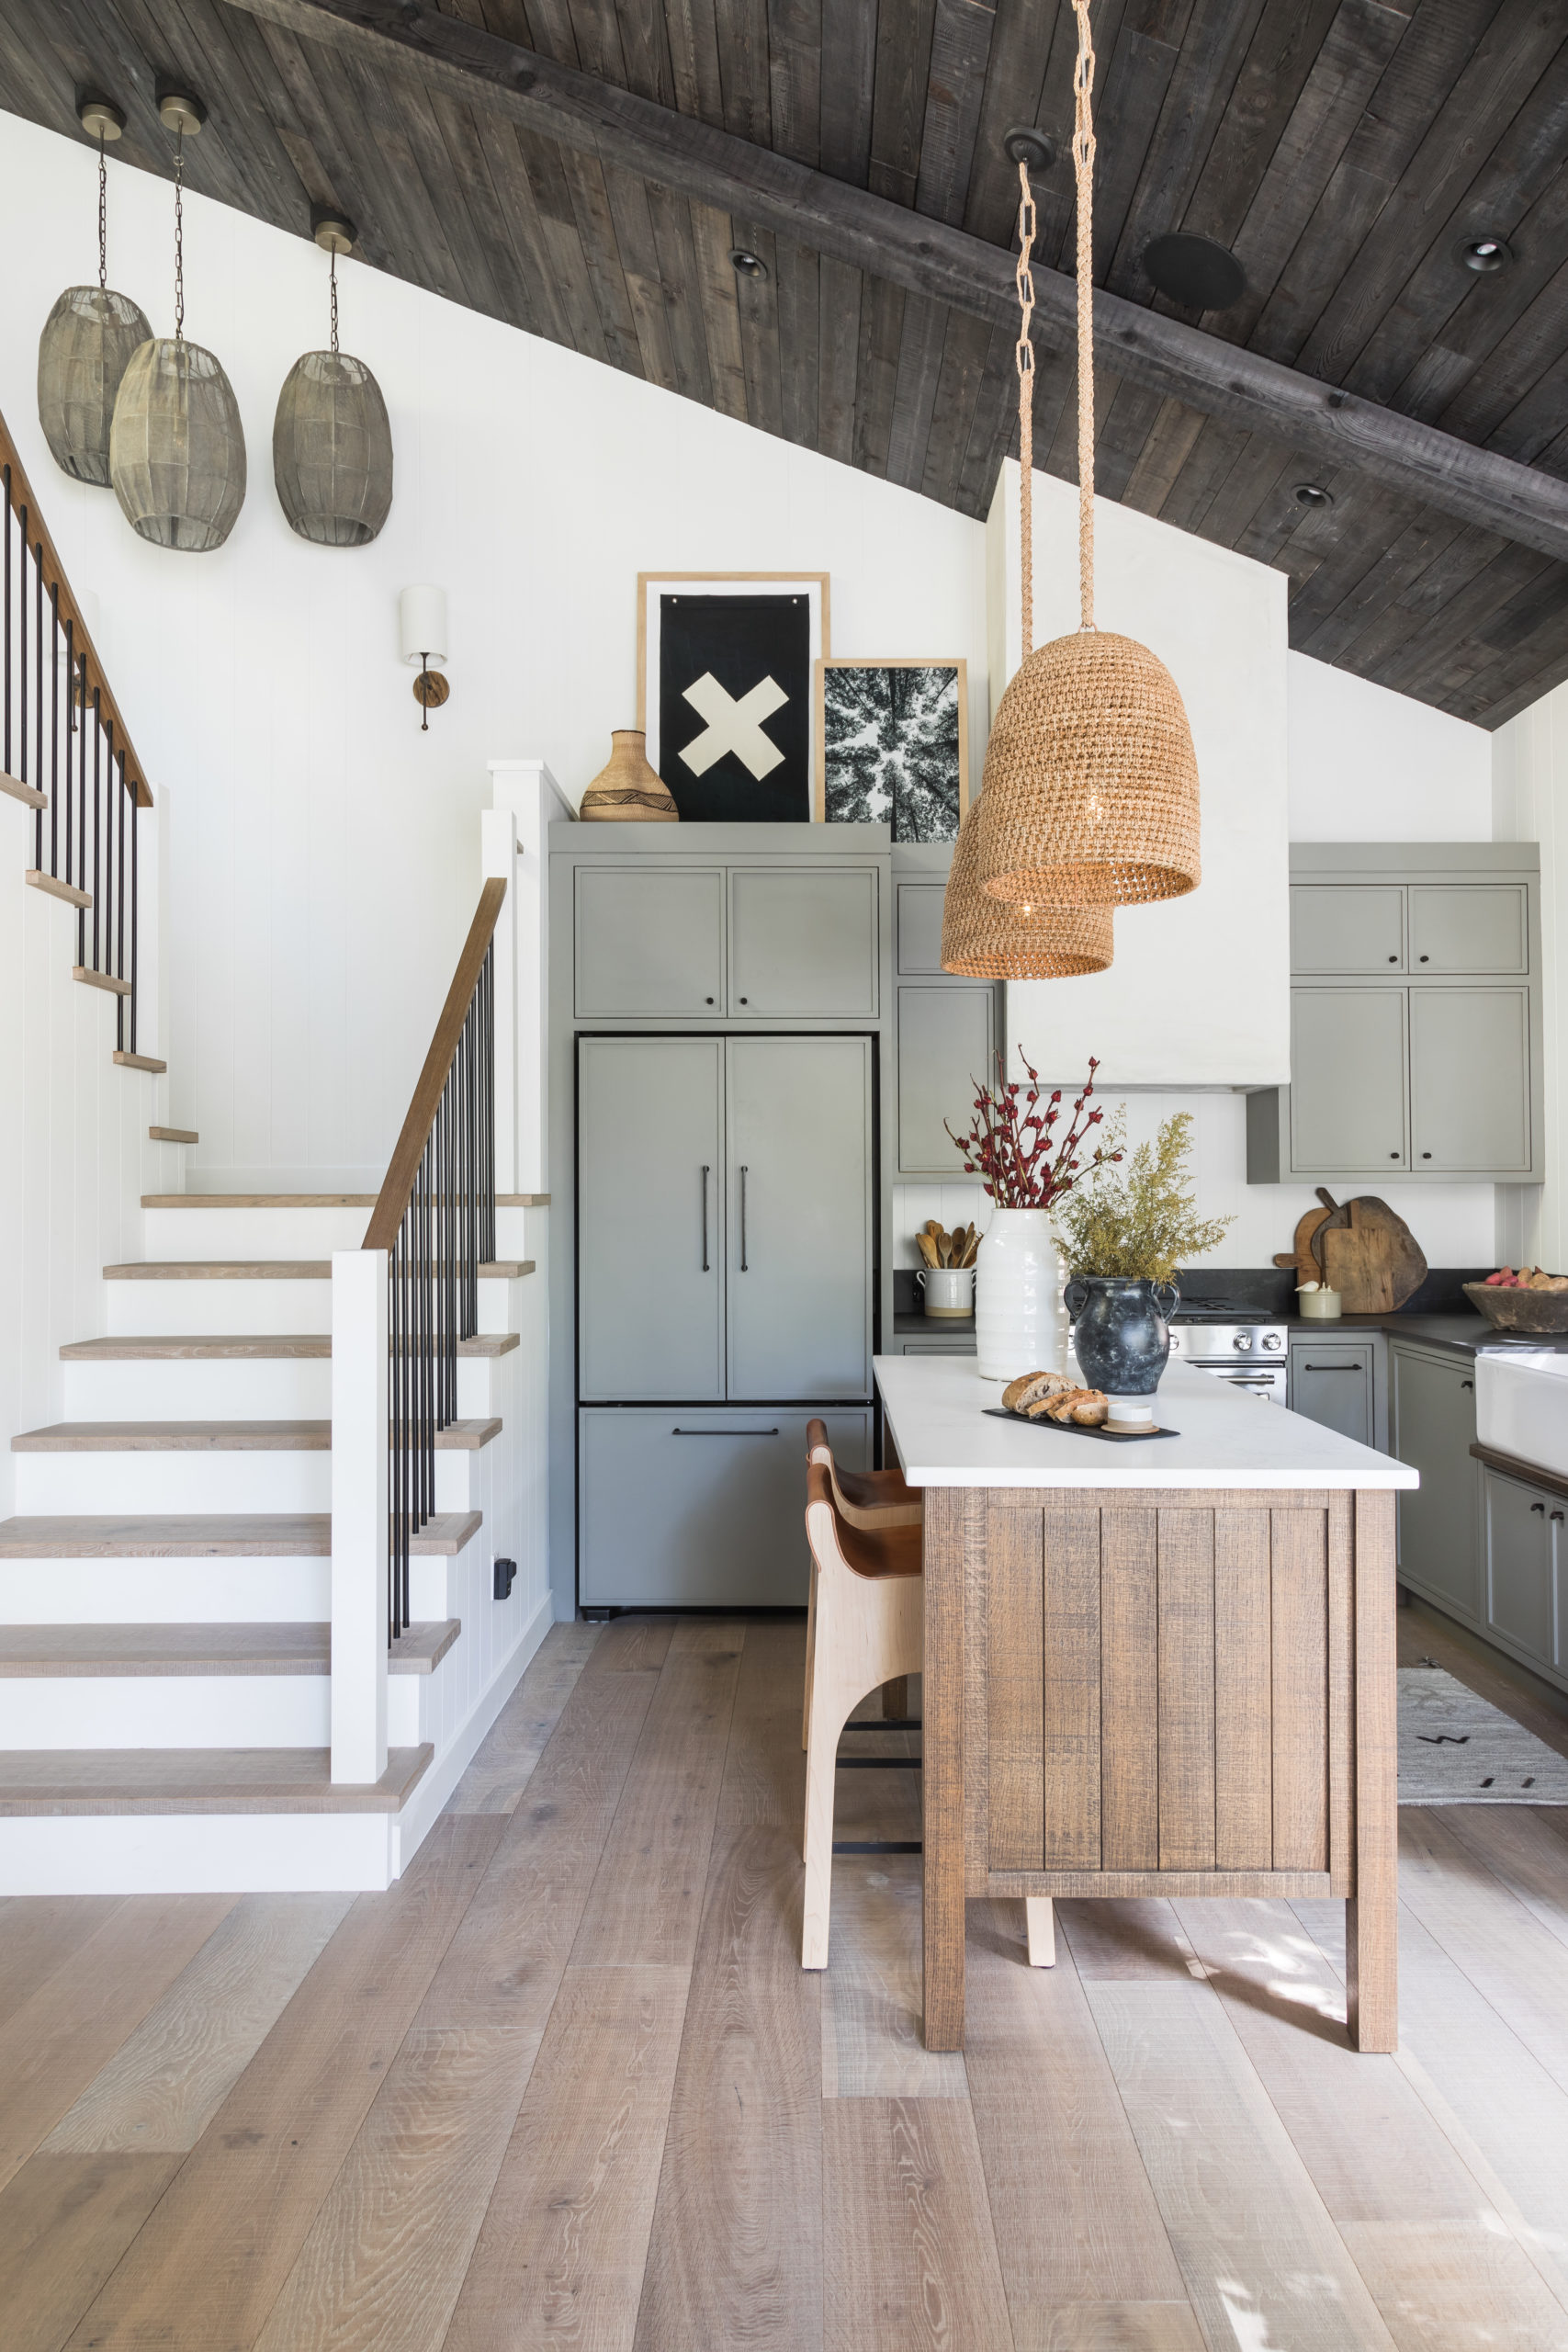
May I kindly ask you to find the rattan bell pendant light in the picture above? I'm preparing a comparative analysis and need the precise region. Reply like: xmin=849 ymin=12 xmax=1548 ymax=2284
xmin=37 ymin=98 xmax=152 ymax=486
xmin=976 ymin=0 xmax=1201 ymax=911
xmin=942 ymin=799 xmax=1112 ymax=976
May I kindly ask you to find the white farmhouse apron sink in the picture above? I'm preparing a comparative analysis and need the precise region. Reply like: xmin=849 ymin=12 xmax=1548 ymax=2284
xmin=1476 ymin=1349 xmax=1568 ymax=1481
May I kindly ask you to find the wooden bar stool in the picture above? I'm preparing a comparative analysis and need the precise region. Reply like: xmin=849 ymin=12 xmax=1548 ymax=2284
xmin=801 ymin=1459 xmax=923 ymax=1969
xmin=803 ymin=1420 xmax=921 ymax=1752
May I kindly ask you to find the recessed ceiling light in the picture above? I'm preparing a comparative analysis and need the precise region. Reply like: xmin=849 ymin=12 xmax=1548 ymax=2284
xmin=1458 ymin=235 xmax=1512 ymax=274
xmin=730 ymin=248 xmax=768 ymax=280
xmin=1142 ymin=232 xmax=1246 ymax=311
xmin=1294 ymin=483 xmax=1335 ymax=508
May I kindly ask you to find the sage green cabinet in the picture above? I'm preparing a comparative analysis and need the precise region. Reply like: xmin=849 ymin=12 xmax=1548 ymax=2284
xmin=897 ymin=983 xmax=994 ymax=1177
xmin=575 ymin=867 xmax=725 ymax=1017
xmin=728 ymin=868 xmax=879 ymax=1015
xmin=1481 ymin=1465 xmax=1559 ymax=1668
xmin=573 ymin=857 xmax=880 ymax=1020
xmin=1389 ymin=1342 xmax=1481 ymax=1623
xmin=897 ymin=883 xmax=947 ymax=974
xmin=1289 ymin=1338 xmax=1375 ymax=1448
xmin=1247 ymin=846 xmax=1541 ymax=1182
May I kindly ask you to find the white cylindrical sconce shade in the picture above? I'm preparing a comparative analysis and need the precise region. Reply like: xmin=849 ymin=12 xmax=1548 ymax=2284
xmin=399 ymin=583 xmax=447 ymax=667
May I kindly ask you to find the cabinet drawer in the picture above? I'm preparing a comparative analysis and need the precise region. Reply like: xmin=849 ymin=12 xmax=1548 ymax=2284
xmin=897 ymin=983 xmax=993 ymax=1175
xmin=729 ymin=868 xmax=879 ymax=1015
xmin=1409 ymin=886 xmax=1528 ymax=974
xmin=578 ymin=1406 xmax=872 ymax=1606
xmin=1291 ymin=886 xmax=1405 ymax=972
xmin=575 ymin=867 xmax=726 ymax=1016
xmin=1289 ymin=1340 xmax=1373 ymax=1448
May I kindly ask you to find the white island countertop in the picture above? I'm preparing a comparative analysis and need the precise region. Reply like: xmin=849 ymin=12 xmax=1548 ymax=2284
xmin=875 ymin=1355 xmax=1418 ymax=1490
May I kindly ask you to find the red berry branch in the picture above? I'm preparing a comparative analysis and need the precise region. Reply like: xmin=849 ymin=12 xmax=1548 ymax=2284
xmin=945 ymin=1048 xmax=1122 ymax=1210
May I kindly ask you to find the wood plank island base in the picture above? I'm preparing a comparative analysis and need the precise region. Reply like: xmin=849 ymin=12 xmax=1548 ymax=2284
xmin=874 ymin=1357 xmax=1417 ymax=2054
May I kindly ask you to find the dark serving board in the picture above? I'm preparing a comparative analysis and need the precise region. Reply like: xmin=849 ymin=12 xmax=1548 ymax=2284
xmin=983 ymin=1408 xmax=1179 ymax=1443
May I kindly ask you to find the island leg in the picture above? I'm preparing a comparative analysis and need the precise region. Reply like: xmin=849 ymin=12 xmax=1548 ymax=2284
xmin=1347 ymin=1487 xmax=1398 ymax=2052
xmin=922 ymin=1485 xmax=966 ymax=2050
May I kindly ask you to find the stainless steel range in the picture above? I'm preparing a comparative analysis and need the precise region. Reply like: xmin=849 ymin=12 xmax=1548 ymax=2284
xmin=1167 ymin=1295 xmax=1289 ymax=1402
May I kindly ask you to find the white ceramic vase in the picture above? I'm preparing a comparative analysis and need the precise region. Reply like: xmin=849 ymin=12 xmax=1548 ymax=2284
xmin=975 ymin=1208 xmax=1068 ymax=1383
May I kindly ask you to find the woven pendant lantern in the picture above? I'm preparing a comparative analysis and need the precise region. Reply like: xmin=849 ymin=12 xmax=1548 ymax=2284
xmin=109 ymin=97 xmax=246 ymax=553
xmin=942 ymin=801 xmax=1111 ymax=978
xmin=274 ymin=214 xmax=393 ymax=548
xmin=38 ymin=102 xmax=152 ymax=487
xmin=976 ymin=3 xmax=1200 ymax=910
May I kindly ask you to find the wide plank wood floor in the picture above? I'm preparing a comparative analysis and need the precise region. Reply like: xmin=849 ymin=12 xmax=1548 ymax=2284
xmin=3 ymin=1611 xmax=1568 ymax=2349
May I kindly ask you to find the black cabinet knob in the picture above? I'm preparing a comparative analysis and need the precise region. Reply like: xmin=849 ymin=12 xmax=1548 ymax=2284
xmin=1390 ymin=1151 xmax=1399 ymax=1159
xmin=705 ymin=996 xmax=715 ymax=1004
xmin=1388 ymin=955 xmax=1398 ymax=963
xmin=1419 ymin=954 xmax=1429 ymax=962
xmin=1422 ymin=1151 xmax=1432 ymax=1159
xmin=739 ymin=996 xmax=749 ymax=1004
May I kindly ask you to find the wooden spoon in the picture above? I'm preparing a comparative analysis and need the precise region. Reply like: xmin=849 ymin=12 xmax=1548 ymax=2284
xmin=916 ymin=1232 xmax=941 ymax=1271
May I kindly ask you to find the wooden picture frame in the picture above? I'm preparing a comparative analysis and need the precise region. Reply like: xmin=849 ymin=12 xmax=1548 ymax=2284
xmin=814 ymin=657 xmax=970 ymax=840
xmin=637 ymin=573 xmax=830 ymax=820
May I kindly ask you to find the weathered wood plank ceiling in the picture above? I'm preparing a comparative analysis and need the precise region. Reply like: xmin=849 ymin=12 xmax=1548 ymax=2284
xmin=3 ymin=0 xmax=1567 ymax=726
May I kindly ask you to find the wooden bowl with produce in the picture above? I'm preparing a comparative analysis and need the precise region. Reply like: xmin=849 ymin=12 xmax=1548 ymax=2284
xmin=1464 ymin=1269 xmax=1568 ymax=1333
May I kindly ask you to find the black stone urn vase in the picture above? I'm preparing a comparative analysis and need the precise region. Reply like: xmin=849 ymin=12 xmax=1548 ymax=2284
xmin=1065 ymin=1276 xmax=1178 ymax=1401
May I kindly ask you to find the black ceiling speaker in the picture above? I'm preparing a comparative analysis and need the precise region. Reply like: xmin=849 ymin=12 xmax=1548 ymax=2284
xmin=1142 ymin=232 xmax=1247 ymax=311
xmin=1294 ymin=483 xmax=1335 ymax=509
xmin=730 ymin=248 xmax=768 ymax=280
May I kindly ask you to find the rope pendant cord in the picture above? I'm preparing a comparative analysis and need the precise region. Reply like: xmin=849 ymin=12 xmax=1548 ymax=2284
xmin=97 ymin=130 xmax=107 ymax=291
xmin=1073 ymin=0 xmax=1097 ymax=632
xmin=173 ymin=127 xmax=185 ymax=346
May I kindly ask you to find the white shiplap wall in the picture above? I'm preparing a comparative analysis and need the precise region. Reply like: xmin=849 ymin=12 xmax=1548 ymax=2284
xmin=1495 ymin=685 xmax=1564 ymax=1271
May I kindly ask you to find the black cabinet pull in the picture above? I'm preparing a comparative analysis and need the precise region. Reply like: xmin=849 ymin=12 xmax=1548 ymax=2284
xmin=1422 ymin=1151 xmax=1432 ymax=1159
xmin=1531 ymin=1500 xmax=1546 ymax=1515
xmin=672 ymin=1426 xmax=780 ymax=1436
xmin=739 ymin=1164 xmax=750 ymax=1270
xmin=1419 ymin=954 xmax=1429 ymax=962
xmin=1388 ymin=955 xmax=1398 ymax=963
xmin=700 ymin=1165 xmax=710 ymax=1272
xmin=1390 ymin=1151 xmax=1400 ymax=1159
xmin=1461 ymin=1378 xmax=1474 ymax=1390
xmin=1303 ymin=1363 xmax=1359 ymax=1373
xmin=1552 ymin=1510 xmax=1565 ymax=1523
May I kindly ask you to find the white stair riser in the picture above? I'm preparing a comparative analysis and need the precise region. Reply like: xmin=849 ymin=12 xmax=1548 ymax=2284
xmin=13 ymin=1448 xmax=481 ymax=1516
xmin=62 ymin=1358 xmax=502 ymax=1419
xmin=13 ymin=1452 xmax=333 ymax=1514
xmin=63 ymin=1359 xmax=333 ymax=1419
xmin=0 ymin=1674 xmax=425 ymax=1749
xmin=141 ymin=1206 xmax=374 ymax=1256
xmin=106 ymin=1281 xmax=333 ymax=1338
xmin=0 ymin=1813 xmax=398 ymax=1894
xmin=0 ymin=1558 xmax=331 ymax=1623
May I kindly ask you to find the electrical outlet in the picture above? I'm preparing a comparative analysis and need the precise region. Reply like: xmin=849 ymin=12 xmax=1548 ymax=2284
xmin=493 ymin=1557 xmax=516 ymax=1601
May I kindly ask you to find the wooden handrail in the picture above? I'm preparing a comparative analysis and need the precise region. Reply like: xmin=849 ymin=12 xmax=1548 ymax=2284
xmin=364 ymin=876 xmax=507 ymax=1250
xmin=0 ymin=403 xmax=152 ymax=808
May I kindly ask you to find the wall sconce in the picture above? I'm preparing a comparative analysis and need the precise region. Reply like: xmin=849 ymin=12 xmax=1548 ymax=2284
xmin=399 ymin=583 xmax=449 ymax=730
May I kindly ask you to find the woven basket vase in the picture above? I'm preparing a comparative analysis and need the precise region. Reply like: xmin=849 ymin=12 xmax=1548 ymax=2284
xmin=581 ymin=729 xmax=679 ymax=821
xmin=942 ymin=800 xmax=1112 ymax=978
xmin=976 ymin=630 xmax=1200 ymax=907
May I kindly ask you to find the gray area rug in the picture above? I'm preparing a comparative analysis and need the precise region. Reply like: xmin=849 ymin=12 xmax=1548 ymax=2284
xmin=1399 ymin=1665 xmax=1568 ymax=1804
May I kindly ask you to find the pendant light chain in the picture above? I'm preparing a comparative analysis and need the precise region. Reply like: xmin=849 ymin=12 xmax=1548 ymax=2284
xmin=330 ymin=246 xmax=340 ymax=357
xmin=1014 ymin=162 xmax=1037 ymax=657
xmin=1072 ymin=0 xmax=1098 ymax=632
xmin=173 ymin=127 xmax=186 ymax=345
xmin=97 ymin=129 xmax=107 ymax=290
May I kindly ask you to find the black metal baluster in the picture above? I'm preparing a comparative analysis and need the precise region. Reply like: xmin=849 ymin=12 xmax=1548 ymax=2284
xmin=37 ymin=545 xmax=46 ymax=872
xmin=130 ymin=771 xmax=138 ymax=1052
xmin=53 ymin=588 xmax=65 ymax=893
xmin=17 ymin=500 xmax=27 ymax=797
xmin=115 ymin=750 xmax=127 ymax=1049
xmin=91 ymin=695 xmax=101 ymax=971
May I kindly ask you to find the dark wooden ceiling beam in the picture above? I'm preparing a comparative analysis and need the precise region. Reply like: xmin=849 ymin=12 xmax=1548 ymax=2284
xmin=213 ymin=0 xmax=1568 ymax=568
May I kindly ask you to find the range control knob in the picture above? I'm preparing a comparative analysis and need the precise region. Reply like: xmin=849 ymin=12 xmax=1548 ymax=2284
xmin=1261 ymin=1331 xmax=1283 ymax=1351
xmin=1232 ymin=1330 xmax=1254 ymax=1351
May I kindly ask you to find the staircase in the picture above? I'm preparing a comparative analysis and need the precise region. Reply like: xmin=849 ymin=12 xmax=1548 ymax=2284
xmin=0 ymin=1191 xmax=546 ymax=1893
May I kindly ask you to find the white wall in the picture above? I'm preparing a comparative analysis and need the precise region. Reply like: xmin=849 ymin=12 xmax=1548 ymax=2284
xmin=1288 ymin=653 xmax=1492 ymax=842
xmin=1495 ymin=684 xmax=1565 ymax=1271
xmin=990 ymin=460 xmax=1291 ymax=1090
xmin=0 ymin=110 xmax=987 ymax=1189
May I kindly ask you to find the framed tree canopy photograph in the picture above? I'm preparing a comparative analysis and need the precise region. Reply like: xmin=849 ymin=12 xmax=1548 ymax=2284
xmin=814 ymin=659 xmax=969 ymax=841
xmin=637 ymin=573 xmax=829 ymax=821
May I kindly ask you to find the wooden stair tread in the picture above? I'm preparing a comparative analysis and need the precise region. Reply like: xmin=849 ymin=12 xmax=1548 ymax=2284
xmin=0 ymin=1510 xmax=482 ymax=1557
xmin=115 ymin=1052 xmax=166 ymax=1072
xmin=148 ymin=1126 xmax=198 ymax=1144
xmin=105 ymin=1261 xmax=333 ymax=1280
xmin=0 ymin=1621 xmax=459 ymax=1676
xmin=61 ymin=1335 xmax=333 ymax=1360
xmin=61 ymin=1333 xmax=517 ymax=1360
xmin=27 ymin=868 xmax=91 ymax=908
xmin=73 ymin=966 xmax=132 ymax=995
xmin=142 ymin=1193 xmax=378 ymax=1208
xmin=0 ymin=1745 xmax=434 ymax=1815
xmin=11 ymin=1418 xmax=499 ymax=1452
xmin=2 ymin=769 xmax=47 ymax=809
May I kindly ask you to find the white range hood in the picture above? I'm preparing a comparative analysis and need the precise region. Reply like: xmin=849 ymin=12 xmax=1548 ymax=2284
xmin=987 ymin=462 xmax=1290 ymax=1089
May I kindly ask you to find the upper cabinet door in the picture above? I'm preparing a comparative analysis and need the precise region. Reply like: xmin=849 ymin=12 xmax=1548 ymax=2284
xmin=726 ymin=1035 xmax=872 ymax=1399
xmin=897 ymin=983 xmax=994 ymax=1176
xmin=1409 ymin=988 xmax=1530 ymax=1172
xmin=1289 ymin=988 xmax=1408 ymax=1172
xmin=1290 ymin=886 xmax=1405 ymax=972
xmin=1408 ymin=886 xmax=1528 ymax=974
xmin=728 ymin=869 xmax=879 ymax=1015
xmin=897 ymin=883 xmax=947 ymax=974
xmin=575 ymin=867 xmax=726 ymax=1017
xmin=578 ymin=1037 xmax=725 ymax=1401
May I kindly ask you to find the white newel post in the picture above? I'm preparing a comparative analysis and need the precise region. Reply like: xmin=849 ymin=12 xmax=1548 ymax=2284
xmin=332 ymin=1249 xmax=389 ymax=1784
xmin=489 ymin=759 xmax=574 ymax=1193
xmin=481 ymin=807 xmax=519 ymax=1194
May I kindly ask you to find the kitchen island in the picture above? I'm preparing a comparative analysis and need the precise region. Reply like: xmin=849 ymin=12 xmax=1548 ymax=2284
xmin=874 ymin=1355 xmax=1418 ymax=2052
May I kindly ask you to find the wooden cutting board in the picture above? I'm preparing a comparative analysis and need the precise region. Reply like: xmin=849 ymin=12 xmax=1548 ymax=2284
xmin=1314 ymin=1194 xmax=1427 ymax=1314
xmin=1273 ymin=1198 xmax=1335 ymax=1288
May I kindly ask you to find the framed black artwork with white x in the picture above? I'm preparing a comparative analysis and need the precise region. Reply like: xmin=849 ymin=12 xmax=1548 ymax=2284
xmin=637 ymin=573 xmax=829 ymax=820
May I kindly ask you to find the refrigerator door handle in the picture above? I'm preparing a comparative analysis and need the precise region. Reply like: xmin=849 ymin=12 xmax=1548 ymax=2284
xmin=739 ymin=1164 xmax=750 ymax=1272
